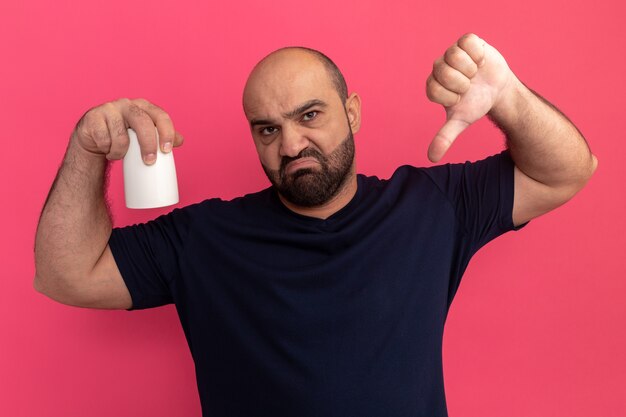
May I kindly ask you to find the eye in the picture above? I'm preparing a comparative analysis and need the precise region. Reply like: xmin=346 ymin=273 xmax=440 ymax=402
xmin=260 ymin=126 xmax=278 ymax=136
xmin=302 ymin=111 xmax=318 ymax=121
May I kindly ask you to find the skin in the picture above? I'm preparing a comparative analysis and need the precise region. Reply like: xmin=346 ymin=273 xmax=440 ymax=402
xmin=242 ymin=48 xmax=361 ymax=218
xmin=426 ymin=34 xmax=597 ymax=225
xmin=33 ymin=33 xmax=596 ymax=310
xmin=33 ymin=98 xmax=184 ymax=309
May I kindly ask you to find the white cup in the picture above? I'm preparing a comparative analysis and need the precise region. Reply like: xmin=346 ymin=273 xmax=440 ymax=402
xmin=123 ymin=128 xmax=179 ymax=209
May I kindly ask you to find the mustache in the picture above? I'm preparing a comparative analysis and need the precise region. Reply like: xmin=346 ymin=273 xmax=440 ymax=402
xmin=279 ymin=148 xmax=325 ymax=173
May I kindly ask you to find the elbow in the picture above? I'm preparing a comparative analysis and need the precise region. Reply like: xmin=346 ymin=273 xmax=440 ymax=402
xmin=33 ymin=272 xmax=45 ymax=295
xmin=33 ymin=259 xmax=50 ymax=296
xmin=549 ymin=153 xmax=598 ymax=206
xmin=590 ymin=153 xmax=599 ymax=178
xmin=33 ymin=253 xmax=81 ymax=305
xmin=567 ymin=153 xmax=598 ymax=208
xmin=33 ymin=270 xmax=84 ymax=307
xmin=576 ymin=152 xmax=598 ymax=192
xmin=33 ymin=269 xmax=116 ymax=309
xmin=33 ymin=255 xmax=57 ymax=299
xmin=566 ymin=152 xmax=598 ymax=196
xmin=33 ymin=270 xmax=63 ymax=302
xmin=33 ymin=248 xmax=56 ymax=299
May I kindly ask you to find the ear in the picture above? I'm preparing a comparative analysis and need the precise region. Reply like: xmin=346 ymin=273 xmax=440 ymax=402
xmin=345 ymin=92 xmax=361 ymax=134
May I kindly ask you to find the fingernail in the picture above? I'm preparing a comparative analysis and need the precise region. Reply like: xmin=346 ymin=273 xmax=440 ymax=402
xmin=144 ymin=153 xmax=156 ymax=164
xmin=162 ymin=142 xmax=172 ymax=152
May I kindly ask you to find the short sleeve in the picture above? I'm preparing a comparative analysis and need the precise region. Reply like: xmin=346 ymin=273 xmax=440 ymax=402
xmin=423 ymin=150 xmax=523 ymax=253
xmin=108 ymin=207 xmax=192 ymax=310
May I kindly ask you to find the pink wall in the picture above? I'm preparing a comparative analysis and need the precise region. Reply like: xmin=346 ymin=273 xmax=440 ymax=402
xmin=2 ymin=0 xmax=624 ymax=416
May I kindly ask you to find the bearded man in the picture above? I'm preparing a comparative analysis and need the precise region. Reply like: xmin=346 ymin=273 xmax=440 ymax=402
xmin=34 ymin=34 xmax=596 ymax=417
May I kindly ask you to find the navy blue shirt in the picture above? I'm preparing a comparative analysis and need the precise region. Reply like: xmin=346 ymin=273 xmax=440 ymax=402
xmin=109 ymin=151 xmax=520 ymax=416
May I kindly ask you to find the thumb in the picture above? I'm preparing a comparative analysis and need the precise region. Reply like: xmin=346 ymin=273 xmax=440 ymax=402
xmin=427 ymin=118 xmax=470 ymax=162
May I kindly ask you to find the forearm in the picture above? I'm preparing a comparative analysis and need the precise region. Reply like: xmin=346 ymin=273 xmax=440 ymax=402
xmin=34 ymin=134 xmax=113 ymax=295
xmin=489 ymin=76 xmax=597 ymax=191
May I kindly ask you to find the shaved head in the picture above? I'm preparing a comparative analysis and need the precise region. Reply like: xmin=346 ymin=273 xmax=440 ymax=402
xmin=243 ymin=47 xmax=348 ymax=108
xmin=283 ymin=47 xmax=348 ymax=101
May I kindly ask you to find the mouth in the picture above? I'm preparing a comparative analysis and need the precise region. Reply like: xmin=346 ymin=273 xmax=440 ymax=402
xmin=284 ymin=157 xmax=320 ymax=176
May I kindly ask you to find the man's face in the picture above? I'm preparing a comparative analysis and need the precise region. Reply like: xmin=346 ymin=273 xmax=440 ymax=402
xmin=242 ymin=49 xmax=361 ymax=207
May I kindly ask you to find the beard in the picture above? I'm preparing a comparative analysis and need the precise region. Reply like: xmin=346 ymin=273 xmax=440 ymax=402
xmin=261 ymin=130 xmax=355 ymax=207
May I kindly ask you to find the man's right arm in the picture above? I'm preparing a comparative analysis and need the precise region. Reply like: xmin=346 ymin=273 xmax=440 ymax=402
xmin=33 ymin=98 xmax=183 ymax=309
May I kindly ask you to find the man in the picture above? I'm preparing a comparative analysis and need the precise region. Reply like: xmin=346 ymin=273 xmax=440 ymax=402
xmin=34 ymin=34 xmax=596 ymax=416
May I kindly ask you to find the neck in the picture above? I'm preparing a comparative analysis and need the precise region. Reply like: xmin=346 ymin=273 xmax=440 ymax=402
xmin=278 ymin=172 xmax=358 ymax=219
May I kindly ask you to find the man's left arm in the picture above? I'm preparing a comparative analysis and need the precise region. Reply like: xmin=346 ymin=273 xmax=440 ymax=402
xmin=426 ymin=33 xmax=597 ymax=227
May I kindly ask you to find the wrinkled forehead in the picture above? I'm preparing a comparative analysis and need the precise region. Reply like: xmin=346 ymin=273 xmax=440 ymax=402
xmin=242 ymin=49 xmax=337 ymax=120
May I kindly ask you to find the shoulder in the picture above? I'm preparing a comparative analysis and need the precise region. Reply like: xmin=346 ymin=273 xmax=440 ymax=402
xmin=161 ymin=187 xmax=283 ymax=236
xmin=112 ymin=187 xmax=275 ymax=237
xmin=175 ymin=186 xmax=274 ymax=215
xmin=412 ymin=150 xmax=514 ymax=192
xmin=357 ymin=161 xmax=458 ymax=197
xmin=355 ymin=164 xmax=453 ymax=210
xmin=355 ymin=151 xmax=514 ymax=212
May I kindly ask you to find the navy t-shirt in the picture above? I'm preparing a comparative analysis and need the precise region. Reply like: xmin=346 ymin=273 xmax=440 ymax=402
xmin=109 ymin=151 xmax=521 ymax=417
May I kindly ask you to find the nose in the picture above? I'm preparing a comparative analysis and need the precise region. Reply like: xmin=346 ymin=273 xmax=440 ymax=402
xmin=279 ymin=124 xmax=310 ymax=158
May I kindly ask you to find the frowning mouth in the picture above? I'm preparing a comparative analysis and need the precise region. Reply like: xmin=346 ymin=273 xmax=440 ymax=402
xmin=284 ymin=157 xmax=321 ymax=176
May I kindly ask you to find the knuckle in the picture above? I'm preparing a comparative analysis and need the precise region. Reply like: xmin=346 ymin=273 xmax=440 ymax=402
xmin=445 ymin=47 xmax=477 ymax=77
xmin=101 ymin=102 xmax=119 ymax=116
xmin=444 ymin=47 xmax=462 ymax=65
xmin=94 ymin=136 xmax=111 ymax=154
xmin=76 ymin=111 xmax=102 ymax=137
xmin=425 ymin=84 xmax=435 ymax=101
xmin=146 ymin=101 xmax=160 ymax=111
xmin=133 ymin=98 xmax=160 ymax=112
xmin=458 ymin=32 xmax=476 ymax=44
xmin=77 ymin=111 xmax=95 ymax=130
xmin=156 ymin=114 xmax=172 ymax=131
xmin=435 ymin=65 xmax=454 ymax=86
xmin=132 ymin=97 xmax=149 ymax=106
xmin=92 ymin=127 xmax=110 ymax=144
xmin=116 ymin=97 xmax=131 ymax=107
xmin=75 ymin=123 xmax=90 ymax=140
xmin=426 ymin=77 xmax=442 ymax=100
xmin=157 ymin=111 xmax=171 ymax=122
xmin=128 ymin=104 xmax=148 ymax=118
xmin=110 ymin=118 xmax=128 ymax=139
xmin=432 ymin=56 xmax=444 ymax=71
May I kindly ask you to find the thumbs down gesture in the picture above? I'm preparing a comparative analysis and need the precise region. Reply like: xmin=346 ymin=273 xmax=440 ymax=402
xmin=426 ymin=33 xmax=518 ymax=162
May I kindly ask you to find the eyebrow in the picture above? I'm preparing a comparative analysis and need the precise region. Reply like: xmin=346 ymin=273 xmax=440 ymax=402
xmin=249 ymin=99 xmax=327 ymax=128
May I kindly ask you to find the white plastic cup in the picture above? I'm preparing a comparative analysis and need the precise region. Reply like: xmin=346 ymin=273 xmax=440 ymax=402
xmin=123 ymin=128 xmax=179 ymax=209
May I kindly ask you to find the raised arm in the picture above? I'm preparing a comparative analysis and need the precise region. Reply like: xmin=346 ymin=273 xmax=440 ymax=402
xmin=426 ymin=33 xmax=597 ymax=226
xmin=34 ymin=98 xmax=183 ymax=309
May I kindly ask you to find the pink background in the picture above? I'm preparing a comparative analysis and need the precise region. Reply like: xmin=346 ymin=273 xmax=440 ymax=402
xmin=2 ymin=0 xmax=624 ymax=416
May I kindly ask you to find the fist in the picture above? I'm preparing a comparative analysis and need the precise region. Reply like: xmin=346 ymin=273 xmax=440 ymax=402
xmin=426 ymin=33 xmax=517 ymax=162
xmin=72 ymin=98 xmax=184 ymax=165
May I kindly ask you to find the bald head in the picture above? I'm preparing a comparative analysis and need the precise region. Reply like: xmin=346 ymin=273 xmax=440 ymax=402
xmin=243 ymin=47 xmax=348 ymax=114
xmin=285 ymin=47 xmax=348 ymax=101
